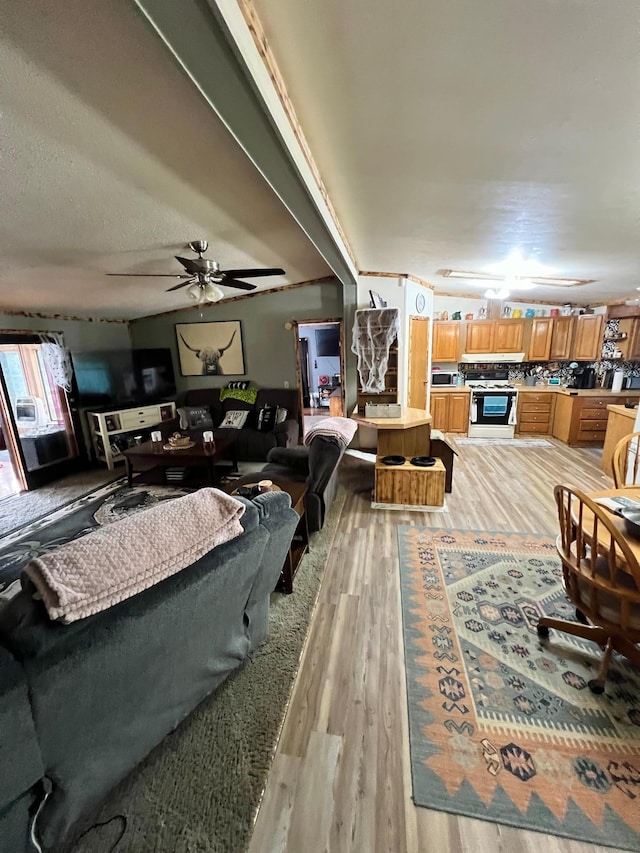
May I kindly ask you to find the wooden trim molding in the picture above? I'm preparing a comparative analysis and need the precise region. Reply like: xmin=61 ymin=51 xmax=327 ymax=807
xmin=0 ymin=308 xmax=127 ymax=324
xmin=360 ymin=270 xmax=434 ymax=290
xmin=235 ymin=0 xmax=358 ymax=270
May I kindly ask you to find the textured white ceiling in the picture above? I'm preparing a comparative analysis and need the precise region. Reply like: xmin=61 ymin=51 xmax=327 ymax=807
xmin=0 ymin=0 xmax=331 ymax=319
xmin=253 ymin=0 xmax=640 ymax=305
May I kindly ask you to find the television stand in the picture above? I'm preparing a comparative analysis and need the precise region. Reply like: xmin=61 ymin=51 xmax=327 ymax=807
xmin=88 ymin=402 xmax=176 ymax=470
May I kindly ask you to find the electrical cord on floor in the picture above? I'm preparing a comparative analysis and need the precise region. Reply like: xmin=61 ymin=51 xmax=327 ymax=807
xmin=29 ymin=777 xmax=127 ymax=853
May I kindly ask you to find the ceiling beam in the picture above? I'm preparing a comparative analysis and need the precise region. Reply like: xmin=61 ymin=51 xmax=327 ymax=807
xmin=131 ymin=0 xmax=358 ymax=288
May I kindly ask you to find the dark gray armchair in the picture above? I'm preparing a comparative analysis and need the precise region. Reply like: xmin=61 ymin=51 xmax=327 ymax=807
xmin=260 ymin=434 xmax=345 ymax=532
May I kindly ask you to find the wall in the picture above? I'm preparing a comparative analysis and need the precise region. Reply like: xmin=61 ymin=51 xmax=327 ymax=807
xmin=0 ymin=313 xmax=131 ymax=352
xmin=129 ymin=281 xmax=343 ymax=397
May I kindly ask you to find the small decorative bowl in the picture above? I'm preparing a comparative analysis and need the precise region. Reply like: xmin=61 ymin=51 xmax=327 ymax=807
xmin=168 ymin=433 xmax=191 ymax=448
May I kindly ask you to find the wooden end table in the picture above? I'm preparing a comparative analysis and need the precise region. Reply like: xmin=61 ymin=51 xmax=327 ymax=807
xmin=123 ymin=436 xmax=237 ymax=487
xmin=222 ymin=474 xmax=309 ymax=593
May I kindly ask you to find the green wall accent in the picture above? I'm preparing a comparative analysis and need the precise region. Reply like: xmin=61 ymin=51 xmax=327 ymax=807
xmin=129 ymin=283 xmax=344 ymax=397
xmin=0 ymin=314 xmax=131 ymax=352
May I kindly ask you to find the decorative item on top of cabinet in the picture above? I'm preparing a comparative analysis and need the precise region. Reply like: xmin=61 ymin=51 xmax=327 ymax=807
xmin=526 ymin=318 xmax=554 ymax=361
xmin=429 ymin=391 xmax=469 ymax=433
xmin=432 ymin=321 xmax=462 ymax=362
xmin=572 ymin=314 xmax=604 ymax=361
xmin=549 ymin=316 xmax=575 ymax=360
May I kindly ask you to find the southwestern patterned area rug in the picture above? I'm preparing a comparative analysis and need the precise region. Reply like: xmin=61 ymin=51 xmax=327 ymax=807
xmin=398 ymin=525 xmax=640 ymax=850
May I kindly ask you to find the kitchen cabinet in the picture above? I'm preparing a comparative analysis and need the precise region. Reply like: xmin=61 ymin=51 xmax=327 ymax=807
xmin=572 ymin=314 xmax=604 ymax=361
xmin=494 ymin=320 xmax=524 ymax=352
xmin=429 ymin=391 xmax=469 ymax=433
xmin=526 ymin=318 xmax=553 ymax=361
xmin=549 ymin=316 xmax=575 ymax=361
xmin=516 ymin=391 xmax=556 ymax=435
xmin=465 ymin=321 xmax=494 ymax=353
xmin=552 ymin=393 xmax=629 ymax=446
xmin=432 ymin=321 xmax=461 ymax=362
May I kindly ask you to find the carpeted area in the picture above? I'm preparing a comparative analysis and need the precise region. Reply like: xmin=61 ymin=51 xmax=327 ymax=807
xmin=51 ymin=486 xmax=345 ymax=853
xmin=398 ymin=525 xmax=640 ymax=851
xmin=0 ymin=466 xmax=121 ymax=537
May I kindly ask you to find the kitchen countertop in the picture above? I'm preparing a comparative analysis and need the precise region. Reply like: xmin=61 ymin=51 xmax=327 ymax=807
xmin=428 ymin=385 xmax=471 ymax=393
xmin=607 ymin=404 xmax=638 ymax=418
xmin=513 ymin=385 xmax=640 ymax=397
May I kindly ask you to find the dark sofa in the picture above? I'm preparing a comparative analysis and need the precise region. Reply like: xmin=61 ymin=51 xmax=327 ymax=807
xmin=169 ymin=388 xmax=300 ymax=462
xmin=0 ymin=490 xmax=297 ymax=853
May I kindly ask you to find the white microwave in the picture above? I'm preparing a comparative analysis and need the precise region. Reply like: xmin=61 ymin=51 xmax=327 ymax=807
xmin=431 ymin=371 xmax=457 ymax=386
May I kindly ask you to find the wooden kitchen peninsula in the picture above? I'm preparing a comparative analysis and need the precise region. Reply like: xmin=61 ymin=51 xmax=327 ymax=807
xmin=352 ymin=407 xmax=444 ymax=508
xmin=352 ymin=406 xmax=432 ymax=457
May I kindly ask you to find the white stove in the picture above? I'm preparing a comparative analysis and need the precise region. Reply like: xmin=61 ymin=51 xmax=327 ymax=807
xmin=465 ymin=371 xmax=518 ymax=438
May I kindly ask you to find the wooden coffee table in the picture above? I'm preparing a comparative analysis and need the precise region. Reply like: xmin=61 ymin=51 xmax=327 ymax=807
xmin=222 ymin=474 xmax=309 ymax=593
xmin=123 ymin=436 xmax=237 ymax=487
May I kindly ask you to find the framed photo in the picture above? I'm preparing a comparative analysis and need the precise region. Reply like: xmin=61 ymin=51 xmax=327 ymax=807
xmin=369 ymin=289 xmax=387 ymax=309
xmin=175 ymin=321 xmax=245 ymax=376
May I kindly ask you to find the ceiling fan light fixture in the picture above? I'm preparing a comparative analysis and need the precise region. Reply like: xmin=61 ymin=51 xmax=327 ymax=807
xmin=186 ymin=283 xmax=202 ymax=302
xmin=204 ymin=283 xmax=224 ymax=302
xmin=484 ymin=287 xmax=510 ymax=300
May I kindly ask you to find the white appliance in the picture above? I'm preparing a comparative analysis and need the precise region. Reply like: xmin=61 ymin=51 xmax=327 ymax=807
xmin=466 ymin=370 xmax=518 ymax=438
xmin=461 ymin=352 xmax=525 ymax=363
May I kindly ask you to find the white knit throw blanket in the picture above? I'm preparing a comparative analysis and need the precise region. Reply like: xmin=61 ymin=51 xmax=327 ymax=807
xmin=25 ymin=488 xmax=245 ymax=624
xmin=303 ymin=416 xmax=358 ymax=448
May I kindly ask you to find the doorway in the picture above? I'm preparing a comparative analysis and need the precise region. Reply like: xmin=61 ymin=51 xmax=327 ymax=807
xmin=0 ymin=337 xmax=80 ymax=495
xmin=293 ymin=319 xmax=345 ymax=437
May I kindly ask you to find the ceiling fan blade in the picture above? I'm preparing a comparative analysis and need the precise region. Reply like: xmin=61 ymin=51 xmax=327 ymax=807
xmin=223 ymin=278 xmax=257 ymax=291
xmin=106 ymin=273 xmax=191 ymax=278
xmin=221 ymin=267 xmax=285 ymax=278
xmin=166 ymin=278 xmax=197 ymax=292
xmin=175 ymin=256 xmax=201 ymax=274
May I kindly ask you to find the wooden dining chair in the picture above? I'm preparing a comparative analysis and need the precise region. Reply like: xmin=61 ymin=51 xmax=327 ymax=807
xmin=612 ymin=430 xmax=640 ymax=488
xmin=537 ymin=484 xmax=640 ymax=693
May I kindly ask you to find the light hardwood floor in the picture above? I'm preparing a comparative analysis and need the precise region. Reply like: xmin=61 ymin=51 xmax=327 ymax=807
xmin=249 ymin=438 xmax=630 ymax=853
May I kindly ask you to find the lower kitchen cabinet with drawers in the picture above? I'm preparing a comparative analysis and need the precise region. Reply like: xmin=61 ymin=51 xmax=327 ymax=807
xmin=516 ymin=391 xmax=557 ymax=435
xmin=551 ymin=394 xmax=630 ymax=447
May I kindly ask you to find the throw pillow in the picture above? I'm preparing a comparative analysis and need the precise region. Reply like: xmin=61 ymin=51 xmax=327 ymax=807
xmin=226 ymin=380 xmax=251 ymax=390
xmin=257 ymin=405 xmax=277 ymax=432
xmin=177 ymin=406 xmax=213 ymax=430
xmin=219 ymin=410 xmax=250 ymax=430
xmin=275 ymin=407 xmax=288 ymax=424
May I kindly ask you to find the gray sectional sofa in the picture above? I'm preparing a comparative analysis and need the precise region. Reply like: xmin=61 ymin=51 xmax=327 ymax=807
xmin=0 ymin=490 xmax=298 ymax=853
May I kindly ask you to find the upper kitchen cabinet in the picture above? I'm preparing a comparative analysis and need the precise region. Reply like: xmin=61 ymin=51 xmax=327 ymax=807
xmin=465 ymin=321 xmax=495 ymax=353
xmin=572 ymin=314 xmax=604 ymax=361
xmin=494 ymin=320 xmax=524 ymax=353
xmin=432 ymin=321 xmax=462 ymax=362
xmin=526 ymin=318 xmax=553 ymax=361
xmin=549 ymin=316 xmax=575 ymax=361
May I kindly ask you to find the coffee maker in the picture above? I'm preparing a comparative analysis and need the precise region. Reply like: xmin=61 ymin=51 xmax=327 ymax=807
xmin=567 ymin=365 xmax=597 ymax=389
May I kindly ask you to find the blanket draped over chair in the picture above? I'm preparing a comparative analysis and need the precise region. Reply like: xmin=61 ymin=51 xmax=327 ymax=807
xmin=303 ymin=416 xmax=358 ymax=448
xmin=25 ymin=488 xmax=245 ymax=623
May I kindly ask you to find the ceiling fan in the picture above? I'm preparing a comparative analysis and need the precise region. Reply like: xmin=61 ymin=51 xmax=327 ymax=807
xmin=107 ymin=240 xmax=285 ymax=303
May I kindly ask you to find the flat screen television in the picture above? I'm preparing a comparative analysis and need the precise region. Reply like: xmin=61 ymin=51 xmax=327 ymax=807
xmin=315 ymin=326 xmax=340 ymax=357
xmin=71 ymin=348 xmax=176 ymax=408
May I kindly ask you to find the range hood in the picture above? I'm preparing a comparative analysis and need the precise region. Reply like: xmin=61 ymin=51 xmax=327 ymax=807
xmin=461 ymin=352 xmax=526 ymax=363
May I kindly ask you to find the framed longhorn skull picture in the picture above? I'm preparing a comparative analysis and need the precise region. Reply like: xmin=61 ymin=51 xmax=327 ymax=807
xmin=175 ymin=321 xmax=245 ymax=376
